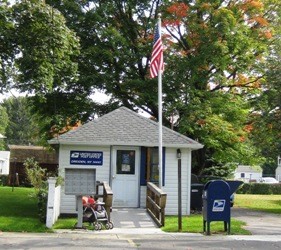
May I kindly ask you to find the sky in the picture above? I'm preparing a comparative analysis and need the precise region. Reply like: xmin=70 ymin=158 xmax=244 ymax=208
xmin=0 ymin=89 xmax=109 ymax=103
xmin=0 ymin=90 xmax=151 ymax=117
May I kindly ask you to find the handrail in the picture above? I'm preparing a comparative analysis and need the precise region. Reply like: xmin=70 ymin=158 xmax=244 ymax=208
xmin=146 ymin=182 xmax=167 ymax=227
xmin=96 ymin=181 xmax=113 ymax=221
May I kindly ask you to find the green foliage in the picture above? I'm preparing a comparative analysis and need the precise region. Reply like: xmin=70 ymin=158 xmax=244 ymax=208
xmin=24 ymin=157 xmax=48 ymax=222
xmin=23 ymin=157 xmax=63 ymax=222
xmin=249 ymin=35 xmax=281 ymax=173
xmin=37 ymin=188 xmax=48 ymax=223
xmin=0 ymin=1 xmax=16 ymax=92
xmin=237 ymin=183 xmax=281 ymax=195
xmin=201 ymin=163 xmax=237 ymax=179
xmin=0 ymin=105 xmax=8 ymax=149
xmin=0 ymin=175 xmax=8 ymax=186
xmin=24 ymin=157 xmax=47 ymax=192
xmin=13 ymin=1 xmax=80 ymax=94
xmin=161 ymin=0 xmax=278 ymax=174
xmin=2 ymin=96 xmax=41 ymax=145
xmin=1 ymin=1 xmax=83 ymax=140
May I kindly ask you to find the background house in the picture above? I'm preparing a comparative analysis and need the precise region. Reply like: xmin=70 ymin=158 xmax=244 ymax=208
xmin=0 ymin=151 xmax=10 ymax=175
xmin=8 ymin=145 xmax=58 ymax=186
xmin=234 ymin=165 xmax=262 ymax=183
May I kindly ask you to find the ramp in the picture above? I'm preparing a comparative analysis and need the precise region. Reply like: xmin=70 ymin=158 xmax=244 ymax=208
xmin=111 ymin=208 xmax=159 ymax=229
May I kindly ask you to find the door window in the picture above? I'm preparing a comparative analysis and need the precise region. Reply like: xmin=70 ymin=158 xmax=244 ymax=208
xmin=116 ymin=150 xmax=135 ymax=175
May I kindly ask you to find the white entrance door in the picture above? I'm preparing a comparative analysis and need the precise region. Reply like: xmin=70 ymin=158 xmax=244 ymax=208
xmin=111 ymin=147 xmax=140 ymax=207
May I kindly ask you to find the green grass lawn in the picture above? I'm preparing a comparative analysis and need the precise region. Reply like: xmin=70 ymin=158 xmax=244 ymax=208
xmin=234 ymin=194 xmax=281 ymax=214
xmin=0 ymin=186 xmax=52 ymax=232
xmin=162 ymin=214 xmax=250 ymax=235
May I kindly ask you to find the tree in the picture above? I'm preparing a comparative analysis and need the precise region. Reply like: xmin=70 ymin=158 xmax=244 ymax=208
xmin=158 ymin=0 xmax=277 ymax=174
xmin=243 ymin=0 xmax=281 ymax=175
xmin=0 ymin=1 xmax=17 ymax=93
xmin=2 ymin=96 xmax=40 ymax=145
xmin=0 ymin=105 xmax=8 ymax=150
xmin=49 ymin=0 xmax=162 ymax=118
xmin=1 ymin=1 xmax=87 ymax=139
xmin=249 ymin=39 xmax=281 ymax=174
xmin=1 ymin=0 xmax=280 ymax=175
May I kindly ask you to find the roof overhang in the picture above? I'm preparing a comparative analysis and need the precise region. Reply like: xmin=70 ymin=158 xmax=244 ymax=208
xmin=48 ymin=139 xmax=204 ymax=150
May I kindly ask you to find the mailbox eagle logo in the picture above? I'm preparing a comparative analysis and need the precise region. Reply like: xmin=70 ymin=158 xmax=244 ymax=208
xmin=71 ymin=152 xmax=80 ymax=158
xmin=212 ymin=199 xmax=225 ymax=212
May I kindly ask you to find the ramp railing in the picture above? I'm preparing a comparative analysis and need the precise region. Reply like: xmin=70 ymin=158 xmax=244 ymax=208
xmin=96 ymin=181 xmax=113 ymax=221
xmin=146 ymin=182 xmax=167 ymax=227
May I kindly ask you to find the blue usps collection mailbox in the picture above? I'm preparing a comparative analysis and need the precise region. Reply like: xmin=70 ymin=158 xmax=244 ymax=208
xmin=202 ymin=180 xmax=231 ymax=235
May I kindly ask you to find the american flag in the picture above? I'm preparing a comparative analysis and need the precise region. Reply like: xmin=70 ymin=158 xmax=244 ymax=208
xmin=150 ymin=24 xmax=164 ymax=78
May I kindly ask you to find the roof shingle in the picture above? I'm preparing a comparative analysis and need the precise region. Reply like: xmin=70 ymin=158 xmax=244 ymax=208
xmin=49 ymin=107 xmax=203 ymax=149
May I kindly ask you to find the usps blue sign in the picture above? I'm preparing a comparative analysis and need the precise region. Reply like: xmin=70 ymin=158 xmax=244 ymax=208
xmin=212 ymin=199 xmax=225 ymax=212
xmin=70 ymin=151 xmax=103 ymax=166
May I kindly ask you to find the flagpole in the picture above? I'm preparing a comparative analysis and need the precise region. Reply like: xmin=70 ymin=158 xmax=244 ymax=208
xmin=157 ymin=15 xmax=163 ymax=189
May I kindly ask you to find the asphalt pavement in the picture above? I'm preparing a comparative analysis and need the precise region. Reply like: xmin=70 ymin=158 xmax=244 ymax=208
xmin=231 ymin=207 xmax=281 ymax=235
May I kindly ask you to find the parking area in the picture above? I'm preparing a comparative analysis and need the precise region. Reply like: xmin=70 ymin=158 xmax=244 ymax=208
xmin=231 ymin=207 xmax=281 ymax=235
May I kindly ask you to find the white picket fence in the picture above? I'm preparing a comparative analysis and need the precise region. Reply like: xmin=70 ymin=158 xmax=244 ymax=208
xmin=46 ymin=177 xmax=61 ymax=228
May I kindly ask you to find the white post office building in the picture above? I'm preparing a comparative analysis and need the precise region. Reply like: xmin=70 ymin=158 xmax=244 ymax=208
xmin=49 ymin=107 xmax=203 ymax=215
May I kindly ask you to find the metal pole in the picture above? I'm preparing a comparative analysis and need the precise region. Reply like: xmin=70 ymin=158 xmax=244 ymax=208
xmin=178 ymin=154 xmax=182 ymax=232
xmin=76 ymin=195 xmax=83 ymax=228
xmin=158 ymin=15 xmax=163 ymax=188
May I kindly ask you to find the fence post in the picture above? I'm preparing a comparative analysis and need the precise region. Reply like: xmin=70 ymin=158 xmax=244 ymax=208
xmin=46 ymin=177 xmax=57 ymax=228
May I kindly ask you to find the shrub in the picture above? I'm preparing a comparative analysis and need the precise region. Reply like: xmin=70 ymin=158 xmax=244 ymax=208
xmin=23 ymin=157 xmax=63 ymax=223
xmin=24 ymin=158 xmax=48 ymax=222
xmin=237 ymin=183 xmax=281 ymax=194
xmin=0 ymin=175 xmax=8 ymax=186
xmin=37 ymin=188 xmax=48 ymax=223
xmin=24 ymin=158 xmax=47 ymax=192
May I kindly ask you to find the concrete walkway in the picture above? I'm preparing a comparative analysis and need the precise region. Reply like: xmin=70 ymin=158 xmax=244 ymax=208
xmin=56 ymin=208 xmax=163 ymax=235
xmin=108 ymin=208 xmax=162 ymax=234
xmin=56 ymin=207 xmax=281 ymax=236
xmin=110 ymin=208 xmax=158 ymax=229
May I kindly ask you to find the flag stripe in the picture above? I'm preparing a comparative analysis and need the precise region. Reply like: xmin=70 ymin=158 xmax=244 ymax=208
xmin=150 ymin=24 xmax=164 ymax=78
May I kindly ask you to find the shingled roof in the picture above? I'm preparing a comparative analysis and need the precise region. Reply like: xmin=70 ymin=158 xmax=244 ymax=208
xmin=49 ymin=107 xmax=203 ymax=149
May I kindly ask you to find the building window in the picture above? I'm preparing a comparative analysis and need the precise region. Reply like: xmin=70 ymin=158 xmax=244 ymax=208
xmin=146 ymin=147 xmax=159 ymax=183
xmin=241 ymin=173 xmax=245 ymax=178
xmin=140 ymin=147 xmax=165 ymax=186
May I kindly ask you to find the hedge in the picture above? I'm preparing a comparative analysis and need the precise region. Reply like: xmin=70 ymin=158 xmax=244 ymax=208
xmin=237 ymin=183 xmax=281 ymax=195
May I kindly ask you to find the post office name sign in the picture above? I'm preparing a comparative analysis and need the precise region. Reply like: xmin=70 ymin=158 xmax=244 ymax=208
xmin=70 ymin=150 xmax=103 ymax=166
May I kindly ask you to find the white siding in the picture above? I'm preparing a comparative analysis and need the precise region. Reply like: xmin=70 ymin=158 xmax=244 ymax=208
xmin=59 ymin=145 xmax=111 ymax=214
xmin=0 ymin=151 xmax=10 ymax=175
xmin=58 ymin=145 xmax=193 ymax=215
xmin=162 ymin=148 xmax=192 ymax=215
xmin=234 ymin=171 xmax=262 ymax=183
